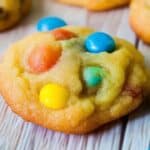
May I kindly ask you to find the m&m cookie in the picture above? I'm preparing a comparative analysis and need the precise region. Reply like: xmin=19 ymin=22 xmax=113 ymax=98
xmin=58 ymin=0 xmax=130 ymax=11
xmin=130 ymin=0 xmax=150 ymax=44
xmin=0 ymin=17 xmax=149 ymax=134
xmin=0 ymin=0 xmax=31 ymax=31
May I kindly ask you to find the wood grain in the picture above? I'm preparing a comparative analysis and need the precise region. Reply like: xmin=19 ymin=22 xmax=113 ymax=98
xmin=122 ymin=41 xmax=150 ymax=150
xmin=0 ymin=0 xmax=149 ymax=150
xmin=122 ymin=102 xmax=150 ymax=150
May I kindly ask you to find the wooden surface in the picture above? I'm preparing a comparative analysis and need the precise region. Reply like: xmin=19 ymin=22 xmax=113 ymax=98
xmin=0 ymin=0 xmax=150 ymax=150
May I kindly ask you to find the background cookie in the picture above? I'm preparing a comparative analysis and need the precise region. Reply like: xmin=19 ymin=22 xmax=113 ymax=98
xmin=0 ymin=0 xmax=31 ymax=31
xmin=58 ymin=0 xmax=130 ymax=11
xmin=0 ymin=25 xmax=149 ymax=134
xmin=129 ymin=0 xmax=150 ymax=44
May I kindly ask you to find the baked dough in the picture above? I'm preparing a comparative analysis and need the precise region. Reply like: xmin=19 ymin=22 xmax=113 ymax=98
xmin=130 ymin=0 xmax=150 ymax=44
xmin=58 ymin=0 xmax=130 ymax=11
xmin=0 ymin=26 xmax=149 ymax=134
xmin=0 ymin=0 xmax=31 ymax=31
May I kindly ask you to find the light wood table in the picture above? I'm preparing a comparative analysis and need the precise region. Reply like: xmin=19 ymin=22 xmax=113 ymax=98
xmin=0 ymin=0 xmax=150 ymax=150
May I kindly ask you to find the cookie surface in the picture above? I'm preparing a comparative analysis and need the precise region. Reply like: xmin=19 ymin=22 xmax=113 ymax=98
xmin=130 ymin=0 xmax=150 ymax=44
xmin=58 ymin=0 xmax=130 ymax=11
xmin=0 ymin=0 xmax=31 ymax=31
xmin=0 ymin=26 xmax=149 ymax=134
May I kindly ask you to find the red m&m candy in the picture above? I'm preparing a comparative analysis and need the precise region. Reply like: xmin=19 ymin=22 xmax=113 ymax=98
xmin=28 ymin=44 xmax=61 ymax=73
xmin=51 ymin=29 xmax=77 ymax=41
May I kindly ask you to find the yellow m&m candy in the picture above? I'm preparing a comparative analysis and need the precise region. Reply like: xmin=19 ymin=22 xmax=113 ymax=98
xmin=39 ymin=83 xmax=69 ymax=109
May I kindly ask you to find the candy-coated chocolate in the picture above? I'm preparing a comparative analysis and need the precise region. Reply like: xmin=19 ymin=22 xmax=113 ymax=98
xmin=28 ymin=45 xmax=61 ymax=73
xmin=51 ymin=29 xmax=77 ymax=40
xmin=37 ymin=16 xmax=67 ymax=32
xmin=83 ymin=66 xmax=103 ymax=87
xmin=85 ymin=32 xmax=116 ymax=53
xmin=39 ymin=83 xmax=69 ymax=109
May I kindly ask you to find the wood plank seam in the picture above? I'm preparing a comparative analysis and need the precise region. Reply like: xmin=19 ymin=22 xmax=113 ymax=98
xmin=86 ymin=8 xmax=128 ymax=150
xmin=119 ymin=116 xmax=129 ymax=150
xmin=120 ymin=34 xmax=140 ymax=150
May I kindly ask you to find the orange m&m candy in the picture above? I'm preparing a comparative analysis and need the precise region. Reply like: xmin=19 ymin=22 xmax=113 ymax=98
xmin=51 ymin=29 xmax=77 ymax=41
xmin=28 ymin=44 xmax=61 ymax=73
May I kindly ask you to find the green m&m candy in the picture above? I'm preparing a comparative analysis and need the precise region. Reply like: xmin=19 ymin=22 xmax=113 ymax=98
xmin=83 ymin=66 xmax=103 ymax=87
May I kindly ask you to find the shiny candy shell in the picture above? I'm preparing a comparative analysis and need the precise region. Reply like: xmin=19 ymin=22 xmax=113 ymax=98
xmin=51 ymin=29 xmax=77 ymax=40
xmin=37 ymin=16 xmax=67 ymax=32
xmin=28 ymin=45 xmax=61 ymax=73
xmin=85 ymin=32 xmax=116 ymax=53
xmin=83 ymin=66 xmax=103 ymax=87
xmin=39 ymin=83 xmax=69 ymax=109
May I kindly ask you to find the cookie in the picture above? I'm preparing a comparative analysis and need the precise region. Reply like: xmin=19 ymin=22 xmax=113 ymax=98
xmin=129 ymin=0 xmax=150 ymax=44
xmin=58 ymin=0 xmax=130 ymax=11
xmin=0 ymin=23 xmax=149 ymax=134
xmin=0 ymin=0 xmax=31 ymax=31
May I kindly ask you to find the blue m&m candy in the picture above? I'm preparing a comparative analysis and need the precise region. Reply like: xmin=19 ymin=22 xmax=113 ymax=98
xmin=85 ymin=32 xmax=116 ymax=53
xmin=83 ymin=66 xmax=103 ymax=87
xmin=37 ymin=16 xmax=67 ymax=32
